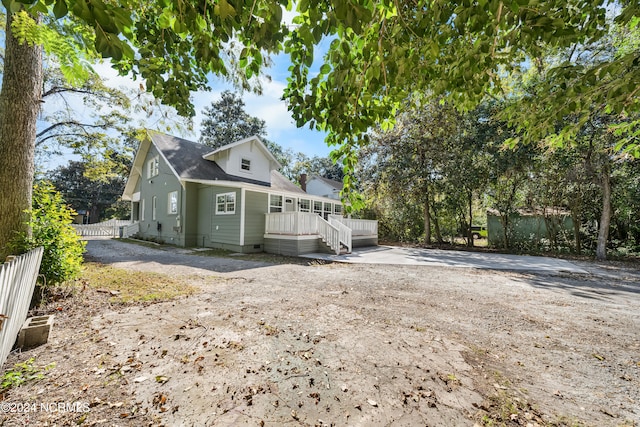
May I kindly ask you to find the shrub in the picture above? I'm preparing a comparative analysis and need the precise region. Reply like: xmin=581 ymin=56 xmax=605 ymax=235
xmin=11 ymin=182 xmax=86 ymax=298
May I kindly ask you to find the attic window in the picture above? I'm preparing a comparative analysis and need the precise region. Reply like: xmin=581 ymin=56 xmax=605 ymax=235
xmin=241 ymin=158 xmax=251 ymax=171
xmin=147 ymin=156 xmax=159 ymax=179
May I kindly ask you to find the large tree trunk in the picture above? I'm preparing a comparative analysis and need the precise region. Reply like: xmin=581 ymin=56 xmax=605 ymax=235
xmin=423 ymin=192 xmax=431 ymax=245
xmin=0 ymin=12 xmax=43 ymax=259
xmin=596 ymin=164 xmax=611 ymax=261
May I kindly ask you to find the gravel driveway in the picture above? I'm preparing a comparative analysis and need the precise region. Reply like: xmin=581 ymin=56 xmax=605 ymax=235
xmin=3 ymin=238 xmax=638 ymax=426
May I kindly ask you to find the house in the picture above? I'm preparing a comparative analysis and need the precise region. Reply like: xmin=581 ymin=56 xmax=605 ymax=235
xmin=122 ymin=131 xmax=377 ymax=255
xmin=302 ymin=175 xmax=343 ymax=200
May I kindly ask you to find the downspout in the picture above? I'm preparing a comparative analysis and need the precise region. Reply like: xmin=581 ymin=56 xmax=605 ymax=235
xmin=240 ymin=188 xmax=246 ymax=247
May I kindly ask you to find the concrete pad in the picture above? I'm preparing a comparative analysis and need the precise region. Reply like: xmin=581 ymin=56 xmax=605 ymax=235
xmin=301 ymin=245 xmax=588 ymax=274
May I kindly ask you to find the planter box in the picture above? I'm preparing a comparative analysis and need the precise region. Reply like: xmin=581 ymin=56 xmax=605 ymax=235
xmin=17 ymin=315 xmax=54 ymax=349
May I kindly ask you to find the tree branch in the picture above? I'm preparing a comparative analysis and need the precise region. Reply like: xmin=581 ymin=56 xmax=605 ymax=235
xmin=42 ymin=86 xmax=101 ymax=98
xmin=36 ymin=121 xmax=110 ymax=144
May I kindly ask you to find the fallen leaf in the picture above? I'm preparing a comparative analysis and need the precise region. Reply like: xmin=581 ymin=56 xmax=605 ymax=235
xmin=367 ymin=399 xmax=378 ymax=407
xmin=156 ymin=375 xmax=170 ymax=384
xmin=133 ymin=376 xmax=148 ymax=383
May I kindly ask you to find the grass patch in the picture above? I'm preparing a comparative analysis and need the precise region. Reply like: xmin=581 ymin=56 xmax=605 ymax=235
xmin=1 ymin=358 xmax=55 ymax=395
xmin=80 ymin=262 xmax=198 ymax=304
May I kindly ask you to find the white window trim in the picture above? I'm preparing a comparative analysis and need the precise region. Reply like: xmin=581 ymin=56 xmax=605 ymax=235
xmin=313 ymin=200 xmax=323 ymax=216
xmin=147 ymin=156 xmax=159 ymax=179
xmin=216 ymin=192 xmax=236 ymax=215
xmin=299 ymin=198 xmax=310 ymax=213
xmin=269 ymin=194 xmax=283 ymax=213
xmin=168 ymin=191 xmax=178 ymax=215
xmin=141 ymin=199 xmax=145 ymax=221
xmin=152 ymin=196 xmax=157 ymax=220
xmin=240 ymin=157 xmax=252 ymax=173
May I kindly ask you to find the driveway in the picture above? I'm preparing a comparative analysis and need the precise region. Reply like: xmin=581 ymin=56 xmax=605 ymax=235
xmin=303 ymin=245 xmax=588 ymax=273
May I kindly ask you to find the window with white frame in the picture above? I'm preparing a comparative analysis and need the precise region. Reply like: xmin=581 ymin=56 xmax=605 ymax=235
xmin=152 ymin=196 xmax=157 ymax=220
xmin=240 ymin=158 xmax=251 ymax=171
xmin=334 ymin=204 xmax=343 ymax=215
xmin=269 ymin=194 xmax=283 ymax=213
xmin=323 ymin=202 xmax=332 ymax=219
xmin=168 ymin=191 xmax=178 ymax=214
xmin=313 ymin=200 xmax=323 ymax=216
xmin=147 ymin=156 xmax=159 ymax=179
xmin=299 ymin=199 xmax=310 ymax=212
xmin=216 ymin=192 xmax=236 ymax=214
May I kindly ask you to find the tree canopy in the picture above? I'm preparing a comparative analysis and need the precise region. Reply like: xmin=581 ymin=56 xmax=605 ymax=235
xmin=199 ymin=90 xmax=270 ymax=149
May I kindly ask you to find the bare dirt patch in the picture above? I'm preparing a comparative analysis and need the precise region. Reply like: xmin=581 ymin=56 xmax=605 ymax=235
xmin=1 ymin=239 xmax=639 ymax=426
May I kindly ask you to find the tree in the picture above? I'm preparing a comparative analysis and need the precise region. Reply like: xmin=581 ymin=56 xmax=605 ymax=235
xmin=289 ymin=153 xmax=345 ymax=182
xmin=199 ymin=90 xmax=269 ymax=148
xmin=48 ymin=159 xmax=127 ymax=223
xmin=499 ymin=20 xmax=640 ymax=259
xmin=284 ymin=2 xmax=638 ymax=168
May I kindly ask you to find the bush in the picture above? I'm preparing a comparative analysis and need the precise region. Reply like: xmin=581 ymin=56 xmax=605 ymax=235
xmin=11 ymin=182 xmax=85 ymax=297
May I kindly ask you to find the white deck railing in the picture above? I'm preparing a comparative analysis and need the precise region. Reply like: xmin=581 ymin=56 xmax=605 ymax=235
xmin=0 ymin=247 xmax=43 ymax=368
xmin=316 ymin=216 xmax=341 ymax=255
xmin=328 ymin=215 xmax=378 ymax=236
xmin=265 ymin=212 xmax=319 ymax=235
xmin=329 ymin=217 xmax=352 ymax=253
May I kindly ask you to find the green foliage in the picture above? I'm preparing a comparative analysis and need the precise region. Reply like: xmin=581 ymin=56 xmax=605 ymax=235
xmin=199 ymin=90 xmax=270 ymax=149
xmin=1 ymin=358 xmax=55 ymax=393
xmin=11 ymin=182 xmax=85 ymax=289
xmin=48 ymin=159 xmax=127 ymax=223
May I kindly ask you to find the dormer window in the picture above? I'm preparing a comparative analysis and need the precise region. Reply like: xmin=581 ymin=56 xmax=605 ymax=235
xmin=241 ymin=158 xmax=251 ymax=171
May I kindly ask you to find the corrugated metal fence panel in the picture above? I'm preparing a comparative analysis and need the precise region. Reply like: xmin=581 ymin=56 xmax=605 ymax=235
xmin=0 ymin=247 xmax=43 ymax=368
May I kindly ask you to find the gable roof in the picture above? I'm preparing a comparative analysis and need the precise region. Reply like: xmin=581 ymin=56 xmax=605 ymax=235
xmin=123 ymin=130 xmax=305 ymax=200
xmin=309 ymin=175 xmax=343 ymax=191
xmin=202 ymin=135 xmax=281 ymax=169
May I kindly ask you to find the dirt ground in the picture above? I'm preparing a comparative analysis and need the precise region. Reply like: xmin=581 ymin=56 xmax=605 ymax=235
xmin=1 ymin=238 xmax=639 ymax=426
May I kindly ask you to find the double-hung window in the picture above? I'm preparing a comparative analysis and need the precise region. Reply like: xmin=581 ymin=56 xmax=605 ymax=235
xmin=216 ymin=192 xmax=235 ymax=214
xmin=269 ymin=194 xmax=283 ymax=213
xmin=168 ymin=191 xmax=178 ymax=214
xmin=147 ymin=156 xmax=159 ymax=179
xmin=313 ymin=201 xmax=323 ymax=216
xmin=241 ymin=158 xmax=251 ymax=171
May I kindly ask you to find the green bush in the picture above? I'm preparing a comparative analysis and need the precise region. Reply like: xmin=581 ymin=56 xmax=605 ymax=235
xmin=11 ymin=182 xmax=85 ymax=294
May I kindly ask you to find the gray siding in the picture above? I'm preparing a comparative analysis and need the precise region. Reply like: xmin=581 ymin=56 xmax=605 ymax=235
xmin=264 ymin=237 xmax=324 ymax=256
xmin=184 ymin=182 xmax=199 ymax=247
xmin=196 ymin=185 xmax=241 ymax=248
xmin=137 ymin=145 xmax=184 ymax=245
xmin=244 ymin=191 xmax=268 ymax=250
